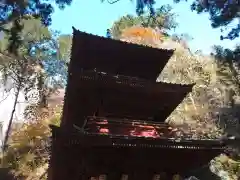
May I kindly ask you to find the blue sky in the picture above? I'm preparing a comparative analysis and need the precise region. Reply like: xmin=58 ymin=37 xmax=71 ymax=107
xmin=50 ymin=0 xmax=239 ymax=54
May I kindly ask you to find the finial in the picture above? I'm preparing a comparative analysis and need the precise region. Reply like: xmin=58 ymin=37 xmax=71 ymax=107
xmin=72 ymin=26 xmax=77 ymax=33
xmin=106 ymin=29 xmax=111 ymax=38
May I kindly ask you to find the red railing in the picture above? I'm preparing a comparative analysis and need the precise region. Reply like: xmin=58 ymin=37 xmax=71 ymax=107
xmin=83 ymin=116 xmax=179 ymax=139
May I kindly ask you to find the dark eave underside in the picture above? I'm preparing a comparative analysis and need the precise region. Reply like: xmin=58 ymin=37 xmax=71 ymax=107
xmin=76 ymin=71 xmax=193 ymax=93
xmin=72 ymin=71 xmax=194 ymax=121
xmin=71 ymin=27 xmax=174 ymax=81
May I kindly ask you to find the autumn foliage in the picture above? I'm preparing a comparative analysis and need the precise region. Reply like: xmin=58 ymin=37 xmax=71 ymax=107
xmin=2 ymin=106 xmax=62 ymax=180
xmin=121 ymin=26 xmax=166 ymax=47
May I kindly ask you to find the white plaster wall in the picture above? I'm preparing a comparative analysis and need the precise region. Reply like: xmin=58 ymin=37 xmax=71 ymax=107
xmin=0 ymin=83 xmax=28 ymax=147
xmin=0 ymin=72 xmax=65 ymax=150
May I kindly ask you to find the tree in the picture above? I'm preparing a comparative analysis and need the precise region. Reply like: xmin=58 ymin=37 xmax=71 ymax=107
xmin=0 ymin=52 xmax=38 ymax=158
xmin=0 ymin=17 xmax=70 ymax=108
xmin=0 ymin=17 xmax=69 ymax=159
xmin=1 ymin=0 xmax=238 ymax=48
xmin=212 ymin=45 xmax=240 ymax=88
xmin=120 ymin=26 xmax=167 ymax=46
xmin=7 ymin=17 xmax=69 ymax=108
xmin=104 ymin=0 xmax=240 ymax=40
xmin=211 ymin=154 xmax=240 ymax=180
xmin=44 ymin=33 xmax=72 ymax=85
xmin=210 ymin=45 xmax=240 ymax=134
xmin=171 ymin=33 xmax=193 ymax=49
xmin=101 ymin=0 xmax=156 ymax=15
xmin=187 ymin=0 xmax=240 ymax=40
xmin=1 ymin=17 xmax=53 ymax=109
xmin=0 ymin=0 xmax=156 ymax=54
xmin=0 ymin=0 xmax=73 ymax=28
xmin=0 ymin=0 xmax=154 ymax=31
xmin=111 ymin=4 xmax=178 ymax=38
xmin=0 ymin=0 xmax=73 ymax=56
xmin=3 ymin=105 xmax=62 ymax=179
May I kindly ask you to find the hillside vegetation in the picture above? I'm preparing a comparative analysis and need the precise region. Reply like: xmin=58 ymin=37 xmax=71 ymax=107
xmin=120 ymin=26 xmax=240 ymax=179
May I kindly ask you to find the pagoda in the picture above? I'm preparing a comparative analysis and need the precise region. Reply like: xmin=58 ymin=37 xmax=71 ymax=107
xmin=48 ymin=27 xmax=227 ymax=180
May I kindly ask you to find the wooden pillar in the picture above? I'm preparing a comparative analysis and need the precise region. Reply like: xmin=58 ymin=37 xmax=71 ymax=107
xmin=48 ymin=126 xmax=81 ymax=180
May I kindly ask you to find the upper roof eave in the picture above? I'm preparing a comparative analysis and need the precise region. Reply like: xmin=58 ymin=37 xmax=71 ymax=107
xmin=71 ymin=27 xmax=175 ymax=81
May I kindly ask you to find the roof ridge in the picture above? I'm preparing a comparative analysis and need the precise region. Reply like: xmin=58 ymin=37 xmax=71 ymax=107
xmin=72 ymin=26 xmax=176 ymax=53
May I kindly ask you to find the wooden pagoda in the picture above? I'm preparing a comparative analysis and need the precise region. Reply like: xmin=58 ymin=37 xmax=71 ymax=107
xmin=48 ymin=27 xmax=227 ymax=180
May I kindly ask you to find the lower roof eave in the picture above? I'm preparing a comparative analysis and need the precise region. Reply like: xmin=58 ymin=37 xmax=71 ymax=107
xmin=50 ymin=125 xmax=227 ymax=151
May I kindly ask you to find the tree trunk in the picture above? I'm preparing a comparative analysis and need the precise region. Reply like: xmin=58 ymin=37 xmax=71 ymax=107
xmin=37 ymin=63 xmax=48 ymax=108
xmin=1 ymin=85 xmax=21 ymax=166
xmin=189 ymin=93 xmax=197 ymax=113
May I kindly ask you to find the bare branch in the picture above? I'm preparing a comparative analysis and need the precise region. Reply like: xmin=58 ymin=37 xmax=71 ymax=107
xmin=0 ymin=89 xmax=12 ymax=104
xmin=107 ymin=0 xmax=121 ymax=4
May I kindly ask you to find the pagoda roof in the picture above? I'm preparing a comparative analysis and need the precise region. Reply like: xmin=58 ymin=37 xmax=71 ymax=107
xmin=51 ymin=125 xmax=226 ymax=150
xmin=49 ymin=125 xmax=229 ymax=179
xmin=71 ymin=71 xmax=194 ymax=122
xmin=71 ymin=27 xmax=174 ymax=81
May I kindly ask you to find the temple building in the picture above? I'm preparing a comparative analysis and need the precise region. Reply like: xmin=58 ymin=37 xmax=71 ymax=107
xmin=48 ymin=27 xmax=228 ymax=180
